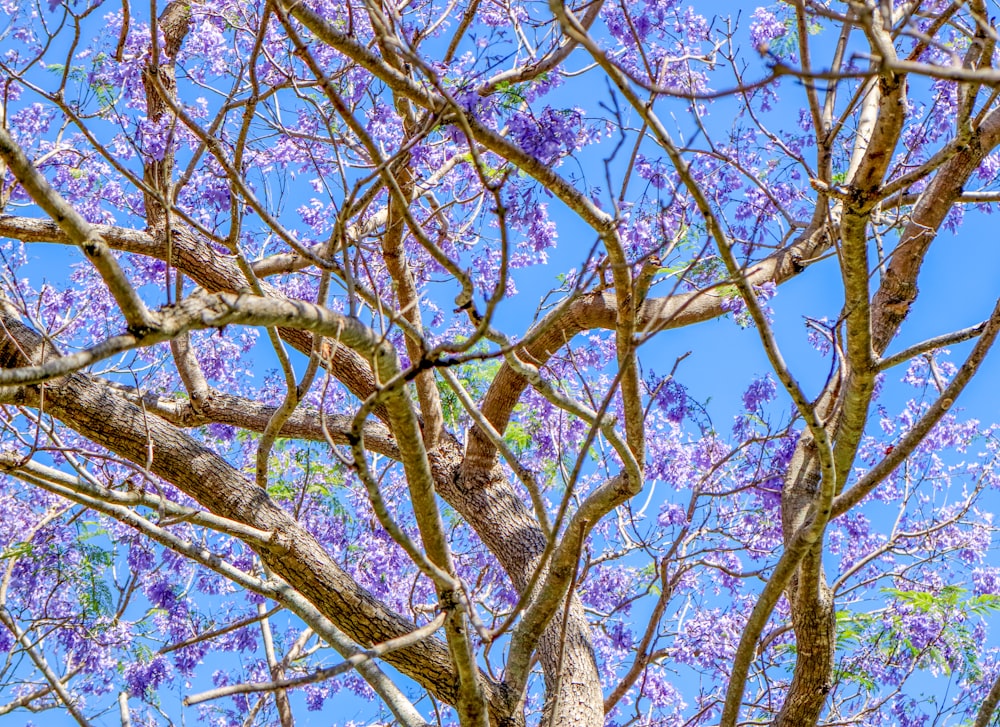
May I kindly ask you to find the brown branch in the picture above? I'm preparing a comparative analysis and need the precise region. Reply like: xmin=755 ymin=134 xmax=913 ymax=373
xmin=464 ymin=222 xmax=832 ymax=479
xmin=503 ymin=473 xmax=635 ymax=698
xmin=257 ymin=602 xmax=294 ymax=727
xmin=834 ymin=295 xmax=1000 ymax=516
xmin=0 ymin=215 xmax=389 ymax=423
xmin=878 ymin=320 xmax=989 ymax=371
xmin=0 ymin=311 xmax=511 ymax=719
xmin=974 ymin=669 xmax=1000 ymax=727
xmin=0 ymin=608 xmax=91 ymax=727
xmin=118 ymin=386 xmax=400 ymax=460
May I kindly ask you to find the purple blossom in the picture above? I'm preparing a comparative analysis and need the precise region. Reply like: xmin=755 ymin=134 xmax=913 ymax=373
xmin=0 ymin=2 xmax=997 ymax=725
xmin=722 ymin=281 xmax=777 ymax=327
xmin=658 ymin=503 xmax=688 ymax=527
xmin=146 ymin=579 xmax=179 ymax=609
xmin=651 ymin=376 xmax=687 ymax=422
xmin=749 ymin=7 xmax=786 ymax=49
xmin=973 ymin=567 xmax=1000 ymax=596
xmin=636 ymin=155 xmax=673 ymax=190
xmin=507 ymin=107 xmax=589 ymax=166
xmin=642 ymin=667 xmax=686 ymax=710
xmin=172 ymin=643 xmax=207 ymax=674
xmin=742 ymin=374 xmax=777 ymax=412
xmin=124 ymin=656 xmax=172 ymax=699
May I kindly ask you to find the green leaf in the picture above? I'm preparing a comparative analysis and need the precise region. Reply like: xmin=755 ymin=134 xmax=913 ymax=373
xmin=0 ymin=541 xmax=34 ymax=560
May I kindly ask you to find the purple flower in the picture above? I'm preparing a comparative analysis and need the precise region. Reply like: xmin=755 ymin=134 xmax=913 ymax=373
xmin=652 ymin=377 xmax=687 ymax=422
xmin=750 ymin=7 xmax=787 ymax=50
xmin=973 ymin=567 xmax=1000 ymax=596
xmin=742 ymin=374 xmax=777 ymax=412
xmin=658 ymin=503 xmax=688 ymax=527
xmin=124 ymin=656 xmax=172 ymax=699
xmin=722 ymin=282 xmax=777 ymax=327
xmin=507 ymin=107 xmax=589 ymax=165
xmin=146 ymin=579 xmax=179 ymax=609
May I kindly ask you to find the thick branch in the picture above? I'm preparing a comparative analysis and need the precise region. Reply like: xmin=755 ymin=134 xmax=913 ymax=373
xmin=0 ymin=313 xmax=511 ymax=719
xmin=974 ymin=670 xmax=1000 ymax=727
xmin=122 ymin=387 xmax=400 ymax=459
xmin=834 ymin=295 xmax=1000 ymax=516
xmin=0 ymin=216 xmax=389 ymax=423
xmin=464 ymin=223 xmax=832 ymax=478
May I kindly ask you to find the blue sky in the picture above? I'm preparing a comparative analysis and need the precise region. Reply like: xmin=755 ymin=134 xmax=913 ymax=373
xmin=6 ymin=0 xmax=1000 ymax=725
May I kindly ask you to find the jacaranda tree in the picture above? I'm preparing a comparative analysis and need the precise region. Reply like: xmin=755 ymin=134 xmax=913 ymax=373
xmin=0 ymin=0 xmax=999 ymax=724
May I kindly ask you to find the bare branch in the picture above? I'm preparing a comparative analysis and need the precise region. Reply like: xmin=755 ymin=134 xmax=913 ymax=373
xmin=185 ymin=611 xmax=447 ymax=708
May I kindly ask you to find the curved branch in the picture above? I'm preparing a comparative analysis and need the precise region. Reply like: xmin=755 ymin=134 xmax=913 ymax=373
xmin=0 ymin=312 xmax=511 ymax=720
xmin=834 ymin=295 xmax=1000 ymax=516
xmin=465 ymin=222 xmax=832 ymax=478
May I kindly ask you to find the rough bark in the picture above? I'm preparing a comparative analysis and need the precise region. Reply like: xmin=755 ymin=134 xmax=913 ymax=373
xmin=0 ymin=313 xmax=519 ymax=725
xmin=774 ymin=77 xmax=1000 ymax=727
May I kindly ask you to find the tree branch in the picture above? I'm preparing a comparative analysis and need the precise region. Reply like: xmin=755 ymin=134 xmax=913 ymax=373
xmin=0 ymin=130 xmax=155 ymax=333
xmin=185 ymin=611 xmax=446 ymax=710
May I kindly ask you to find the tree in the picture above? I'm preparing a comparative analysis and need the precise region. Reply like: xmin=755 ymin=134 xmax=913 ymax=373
xmin=0 ymin=0 xmax=999 ymax=724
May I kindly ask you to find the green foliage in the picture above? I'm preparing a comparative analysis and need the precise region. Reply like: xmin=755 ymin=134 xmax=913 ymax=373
xmin=882 ymin=586 xmax=1000 ymax=676
xmin=882 ymin=584 xmax=1000 ymax=617
xmin=831 ymin=586 xmax=1000 ymax=695
xmin=437 ymin=357 xmax=501 ymax=429
xmin=76 ymin=522 xmax=116 ymax=620
xmin=504 ymin=419 xmax=532 ymax=453
xmin=0 ymin=541 xmax=34 ymax=560
xmin=264 ymin=440 xmax=345 ymax=503
xmin=495 ymin=79 xmax=529 ymax=110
